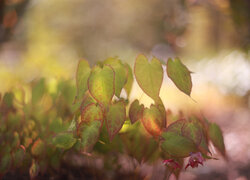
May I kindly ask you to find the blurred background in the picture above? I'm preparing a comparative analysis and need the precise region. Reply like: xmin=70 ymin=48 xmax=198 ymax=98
xmin=0 ymin=0 xmax=249 ymax=179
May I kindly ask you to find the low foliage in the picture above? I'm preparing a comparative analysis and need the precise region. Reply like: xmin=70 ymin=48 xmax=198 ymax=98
xmin=0 ymin=55 xmax=226 ymax=179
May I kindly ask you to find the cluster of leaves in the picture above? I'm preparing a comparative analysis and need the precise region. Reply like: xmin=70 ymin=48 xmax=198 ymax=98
xmin=0 ymin=55 xmax=226 ymax=179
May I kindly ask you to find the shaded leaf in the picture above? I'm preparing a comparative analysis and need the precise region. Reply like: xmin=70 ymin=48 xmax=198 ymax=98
xmin=3 ymin=92 xmax=14 ymax=107
xmin=0 ymin=154 xmax=12 ymax=173
xmin=208 ymin=123 xmax=226 ymax=157
xmin=161 ymin=132 xmax=197 ymax=158
xmin=29 ymin=160 xmax=39 ymax=180
xmin=129 ymin=99 xmax=144 ymax=124
xmin=167 ymin=119 xmax=186 ymax=135
xmin=31 ymin=138 xmax=45 ymax=157
xmin=75 ymin=59 xmax=91 ymax=102
xmin=106 ymin=101 xmax=126 ymax=141
xmin=167 ymin=58 xmax=192 ymax=96
xmin=142 ymin=104 xmax=165 ymax=136
xmin=124 ymin=63 xmax=133 ymax=97
xmin=32 ymin=78 xmax=46 ymax=104
xmin=181 ymin=121 xmax=202 ymax=146
xmin=88 ymin=65 xmax=115 ymax=107
xmin=134 ymin=55 xmax=163 ymax=103
xmin=104 ymin=57 xmax=128 ymax=97
xmin=78 ymin=121 xmax=102 ymax=152
xmin=52 ymin=133 xmax=76 ymax=150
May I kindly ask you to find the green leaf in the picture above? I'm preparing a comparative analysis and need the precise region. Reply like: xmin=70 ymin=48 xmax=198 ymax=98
xmin=142 ymin=104 xmax=165 ymax=136
xmin=3 ymin=92 xmax=14 ymax=107
xmin=80 ymin=103 xmax=103 ymax=124
xmin=167 ymin=120 xmax=186 ymax=135
xmin=75 ymin=59 xmax=91 ymax=102
xmin=104 ymin=57 xmax=128 ymax=97
xmin=78 ymin=103 xmax=104 ymax=151
xmin=0 ymin=154 xmax=12 ymax=173
xmin=31 ymin=139 xmax=45 ymax=156
xmin=124 ymin=63 xmax=133 ymax=97
xmin=13 ymin=147 xmax=25 ymax=167
xmin=78 ymin=121 xmax=102 ymax=152
xmin=208 ymin=123 xmax=225 ymax=157
xmin=88 ymin=65 xmax=115 ymax=107
xmin=134 ymin=55 xmax=163 ymax=103
xmin=32 ymin=78 xmax=46 ymax=104
xmin=106 ymin=101 xmax=126 ymax=141
xmin=161 ymin=132 xmax=197 ymax=158
xmin=181 ymin=121 xmax=202 ymax=146
xmin=52 ymin=133 xmax=76 ymax=150
xmin=167 ymin=58 xmax=192 ymax=96
xmin=80 ymin=91 xmax=97 ymax=111
xmin=129 ymin=99 xmax=144 ymax=124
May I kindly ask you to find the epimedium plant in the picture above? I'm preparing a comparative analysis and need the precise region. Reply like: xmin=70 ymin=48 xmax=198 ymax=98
xmin=0 ymin=54 xmax=226 ymax=179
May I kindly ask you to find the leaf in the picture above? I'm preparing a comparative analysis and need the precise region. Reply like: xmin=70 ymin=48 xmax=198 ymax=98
xmin=88 ymin=65 xmax=115 ymax=107
xmin=129 ymin=99 xmax=144 ymax=124
xmin=181 ymin=121 xmax=202 ymax=146
xmin=29 ymin=160 xmax=39 ymax=180
xmin=0 ymin=154 xmax=12 ymax=173
xmin=134 ymin=55 xmax=163 ymax=103
xmin=124 ymin=63 xmax=133 ymax=97
xmin=106 ymin=101 xmax=126 ymax=141
xmin=80 ymin=103 xmax=103 ymax=124
xmin=75 ymin=59 xmax=91 ymax=102
xmin=80 ymin=91 xmax=97 ymax=111
xmin=13 ymin=147 xmax=25 ymax=167
xmin=167 ymin=58 xmax=192 ymax=96
xmin=208 ymin=123 xmax=226 ymax=157
xmin=3 ymin=92 xmax=14 ymax=107
xmin=31 ymin=138 xmax=45 ymax=157
xmin=161 ymin=132 xmax=197 ymax=158
xmin=167 ymin=120 xmax=186 ymax=135
xmin=104 ymin=57 xmax=128 ymax=97
xmin=78 ymin=103 xmax=104 ymax=151
xmin=32 ymin=78 xmax=46 ymax=104
xmin=78 ymin=121 xmax=102 ymax=152
xmin=141 ymin=104 xmax=165 ymax=136
xmin=52 ymin=133 xmax=76 ymax=150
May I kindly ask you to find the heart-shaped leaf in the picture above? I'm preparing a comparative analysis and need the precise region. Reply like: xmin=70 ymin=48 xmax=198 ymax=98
xmin=80 ymin=103 xmax=103 ymax=124
xmin=75 ymin=59 xmax=91 ymax=102
xmin=78 ymin=103 xmax=104 ymax=151
xmin=78 ymin=121 xmax=102 ymax=152
xmin=80 ymin=91 xmax=97 ymax=111
xmin=104 ymin=57 xmax=128 ymax=97
xmin=129 ymin=99 xmax=144 ymax=124
xmin=208 ymin=123 xmax=226 ymax=157
xmin=88 ymin=65 xmax=115 ymax=107
xmin=167 ymin=58 xmax=192 ymax=96
xmin=134 ymin=55 xmax=163 ymax=103
xmin=52 ymin=133 xmax=76 ymax=150
xmin=124 ymin=63 xmax=133 ymax=97
xmin=181 ymin=121 xmax=202 ymax=146
xmin=161 ymin=132 xmax=197 ymax=158
xmin=167 ymin=120 xmax=186 ymax=135
xmin=32 ymin=78 xmax=46 ymax=104
xmin=106 ymin=101 xmax=126 ymax=141
xmin=141 ymin=104 xmax=165 ymax=136
xmin=31 ymin=138 xmax=45 ymax=157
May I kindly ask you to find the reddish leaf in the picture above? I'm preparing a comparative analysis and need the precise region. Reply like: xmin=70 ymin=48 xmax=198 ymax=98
xmin=106 ymin=101 xmax=126 ymax=141
xmin=142 ymin=104 xmax=165 ymax=136
xmin=129 ymin=99 xmax=144 ymax=124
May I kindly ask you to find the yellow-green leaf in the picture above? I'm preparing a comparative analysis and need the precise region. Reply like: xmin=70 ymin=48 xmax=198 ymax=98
xmin=52 ymin=133 xmax=76 ymax=150
xmin=134 ymin=55 xmax=163 ymax=103
xmin=124 ymin=63 xmax=133 ymax=97
xmin=167 ymin=58 xmax=192 ymax=96
xmin=88 ymin=65 xmax=115 ymax=107
xmin=104 ymin=57 xmax=128 ymax=97
xmin=75 ymin=59 xmax=91 ymax=102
